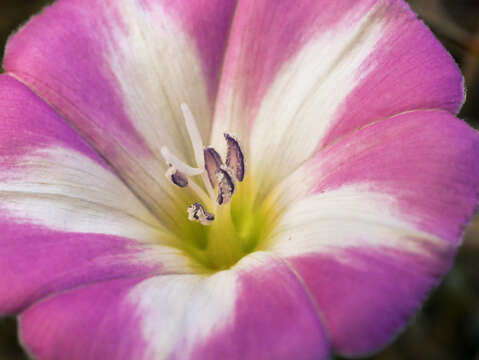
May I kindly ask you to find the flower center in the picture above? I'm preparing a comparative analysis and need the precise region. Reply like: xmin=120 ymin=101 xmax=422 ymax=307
xmin=161 ymin=104 xmax=275 ymax=270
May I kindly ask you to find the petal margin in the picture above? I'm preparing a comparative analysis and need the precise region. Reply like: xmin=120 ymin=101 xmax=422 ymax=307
xmin=4 ymin=0 xmax=237 ymax=226
xmin=211 ymin=0 xmax=463 ymax=199
xmin=20 ymin=252 xmax=330 ymax=360
xmin=268 ymin=110 xmax=479 ymax=356
xmin=0 ymin=75 xmax=196 ymax=314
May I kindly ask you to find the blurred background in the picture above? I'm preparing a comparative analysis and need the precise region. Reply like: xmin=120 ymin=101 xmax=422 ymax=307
xmin=0 ymin=0 xmax=478 ymax=359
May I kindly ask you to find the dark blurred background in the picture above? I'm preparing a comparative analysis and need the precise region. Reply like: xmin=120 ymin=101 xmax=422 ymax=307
xmin=0 ymin=0 xmax=478 ymax=359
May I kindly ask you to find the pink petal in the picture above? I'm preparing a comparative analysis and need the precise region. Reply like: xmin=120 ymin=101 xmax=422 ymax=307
xmin=318 ymin=1 xmax=465 ymax=148
xmin=288 ymin=246 xmax=453 ymax=356
xmin=20 ymin=252 xmax=330 ymax=360
xmin=269 ymin=109 xmax=479 ymax=356
xmin=0 ymin=75 xmax=105 ymax=168
xmin=308 ymin=110 xmax=479 ymax=242
xmin=159 ymin=0 xmax=237 ymax=99
xmin=0 ymin=75 xmax=195 ymax=315
xmin=19 ymin=278 xmax=151 ymax=360
xmin=4 ymin=0 xmax=236 ymax=224
xmin=211 ymin=0 xmax=463 ymax=195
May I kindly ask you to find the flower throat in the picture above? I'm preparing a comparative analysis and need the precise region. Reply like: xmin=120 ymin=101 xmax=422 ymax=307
xmin=160 ymin=104 xmax=271 ymax=270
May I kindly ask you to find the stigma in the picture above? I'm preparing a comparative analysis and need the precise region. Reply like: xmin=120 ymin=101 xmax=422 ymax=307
xmin=161 ymin=103 xmax=245 ymax=225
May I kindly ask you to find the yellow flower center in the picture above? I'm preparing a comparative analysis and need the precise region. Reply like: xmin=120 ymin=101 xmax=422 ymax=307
xmin=160 ymin=104 xmax=277 ymax=271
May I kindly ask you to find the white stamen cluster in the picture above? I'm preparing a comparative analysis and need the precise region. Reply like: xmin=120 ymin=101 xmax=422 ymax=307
xmin=161 ymin=103 xmax=245 ymax=225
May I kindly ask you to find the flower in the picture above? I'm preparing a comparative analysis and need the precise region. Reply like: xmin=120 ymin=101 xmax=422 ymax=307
xmin=1 ymin=0 xmax=478 ymax=358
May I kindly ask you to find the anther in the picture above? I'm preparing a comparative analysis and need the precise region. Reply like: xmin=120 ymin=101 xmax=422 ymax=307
xmin=204 ymin=147 xmax=223 ymax=189
xmin=224 ymin=133 xmax=245 ymax=182
xmin=165 ymin=165 xmax=188 ymax=188
xmin=216 ymin=167 xmax=235 ymax=205
xmin=187 ymin=202 xmax=215 ymax=225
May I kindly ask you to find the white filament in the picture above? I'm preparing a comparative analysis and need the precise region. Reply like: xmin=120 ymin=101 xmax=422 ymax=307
xmin=160 ymin=147 xmax=203 ymax=176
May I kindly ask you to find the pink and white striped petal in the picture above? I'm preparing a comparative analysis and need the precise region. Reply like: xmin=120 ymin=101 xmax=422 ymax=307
xmin=211 ymin=0 xmax=463 ymax=197
xmin=268 ymin=110 xmax=479 ymax=356
xmin=4 ymin=0 xmax=237 ymax=226
xmin=19 ymin=252 xmax=330 ymax=360
xmin=0 ymin=75 xmax=197 ymax=315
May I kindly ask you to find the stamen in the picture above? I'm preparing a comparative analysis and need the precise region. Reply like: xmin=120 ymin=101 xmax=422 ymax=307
xmin=161 ymin=104 xmax=248 ymax=220
xmin=187 ymin=202 xmax=215 ymax=225
xmin=160 ymin=146 xmax=203 ymax=176
xmin=166 ymin=165 xmax=188 ymax=187
xmin=204 ymin=147 xmax=223 ymax=189
xmin=216 ymin=167 xmax=235 ymax=205
xmin=224 ymin=133 xmax=245 ymax=182
xmin=161 ymin=145 xmax=211 ymax=204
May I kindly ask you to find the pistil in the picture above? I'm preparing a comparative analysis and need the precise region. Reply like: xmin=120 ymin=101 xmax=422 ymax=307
xmin=181 ymin=103 xmax=215 ymax=201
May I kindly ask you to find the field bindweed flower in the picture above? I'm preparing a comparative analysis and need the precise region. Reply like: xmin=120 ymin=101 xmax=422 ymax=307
xmin=1 ymin=0 xmax=479 ymax=359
